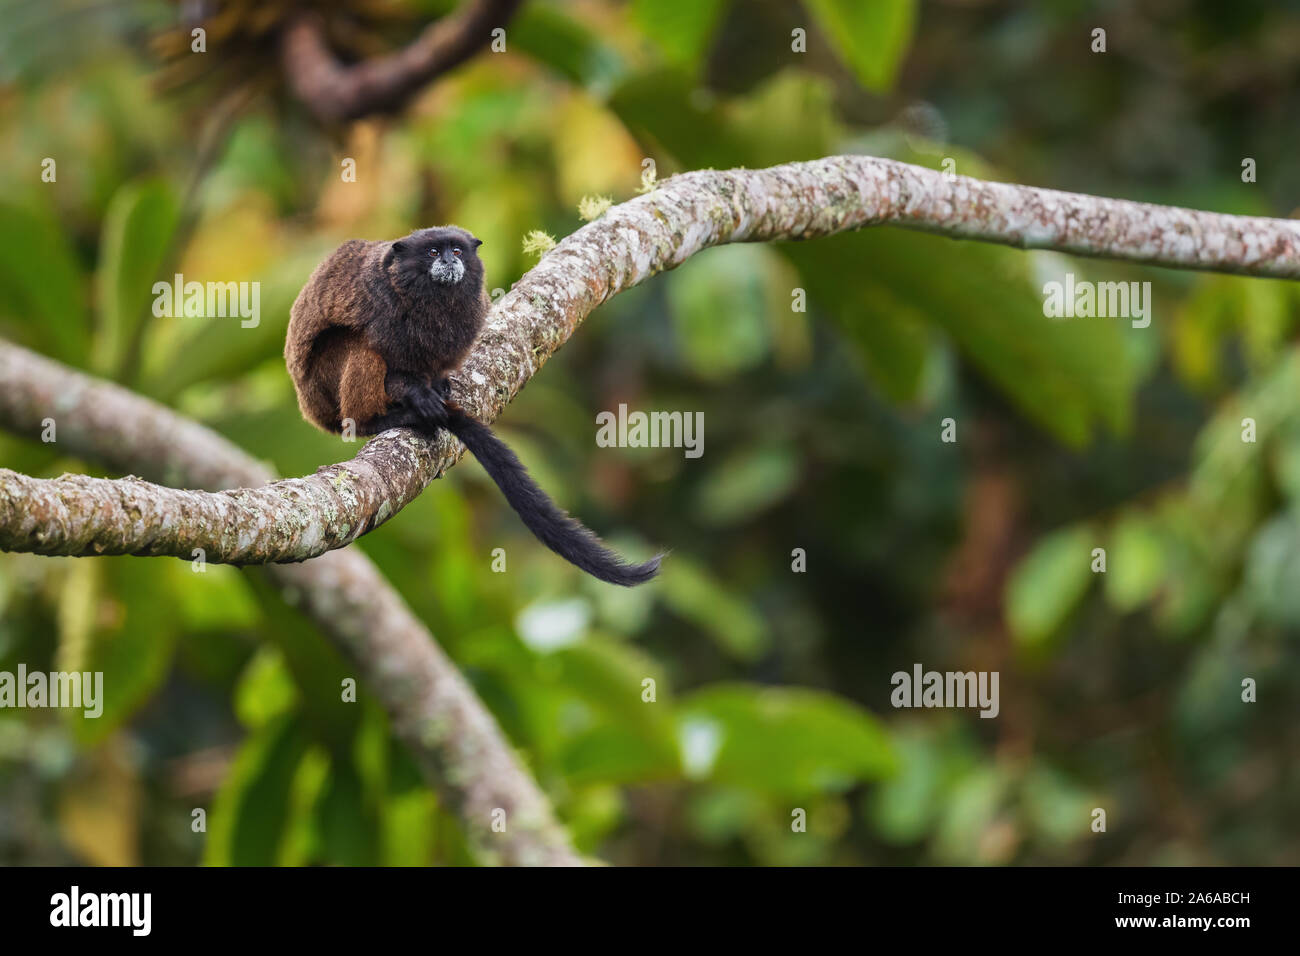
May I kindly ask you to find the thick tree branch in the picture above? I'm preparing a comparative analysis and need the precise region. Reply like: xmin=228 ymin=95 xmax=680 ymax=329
xmin=4 ymin=154 xmax=1300 ymax=562
xmin=281 ymin=0 xmax=525 ymax=123
xmin=0 ymin=343 xmax=582 ymax=866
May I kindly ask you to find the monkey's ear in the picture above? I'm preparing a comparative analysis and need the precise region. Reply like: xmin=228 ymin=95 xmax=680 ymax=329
xmin=472 ymin=238 xmax=483 ymax=248
xmin=382 ymin=241 xmax=406 ymax=270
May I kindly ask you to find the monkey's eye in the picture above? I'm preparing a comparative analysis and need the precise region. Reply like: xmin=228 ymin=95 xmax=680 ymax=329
xmin=429 ymin=248 xmax=439 ymax=257
xmin=453 ymin=247 xmax=463 ymax=257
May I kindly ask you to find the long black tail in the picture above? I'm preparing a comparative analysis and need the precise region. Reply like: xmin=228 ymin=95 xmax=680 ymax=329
xmin=443 ymin=405 xmax=662 ymax=586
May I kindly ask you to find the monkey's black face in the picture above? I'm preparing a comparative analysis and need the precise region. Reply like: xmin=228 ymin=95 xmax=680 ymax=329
xmin=389 ymin=226 xmax=484 ymax=289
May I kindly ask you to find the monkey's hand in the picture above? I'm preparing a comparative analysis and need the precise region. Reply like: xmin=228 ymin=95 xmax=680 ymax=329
xmin=406 ymin=384 xmax=450 ymax=429
xmin=364 ymin=382 xmax=450 ymax=436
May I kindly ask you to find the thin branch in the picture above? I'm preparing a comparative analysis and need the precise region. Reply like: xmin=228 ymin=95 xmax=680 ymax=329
xmin=0 ymin=343 xmax=583 ymax=866
xmin=3 ymin=154 xmax=1299 ymax=561
xmin=281 ymin=0 xmax=525 ymax=123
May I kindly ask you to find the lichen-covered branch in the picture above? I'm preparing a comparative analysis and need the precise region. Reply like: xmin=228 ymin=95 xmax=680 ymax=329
xmin=5 ymin=154 xmax=1300 ymax=563
xmin=281 ymin=0 xmax=525 ymax=123
xmin=0 ymin=343 xmax=582 ymax=867
xmin=0 ymin=430 xmax=439 ymax=561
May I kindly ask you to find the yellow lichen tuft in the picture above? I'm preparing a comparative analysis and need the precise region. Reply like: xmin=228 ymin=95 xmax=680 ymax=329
xmin=521 ymin=230 xmax=557 ymax=257
xmin=637 ymin=164 xmax=658 ymax=194
xmin=577 ymin=195 xmax=613 ymax=221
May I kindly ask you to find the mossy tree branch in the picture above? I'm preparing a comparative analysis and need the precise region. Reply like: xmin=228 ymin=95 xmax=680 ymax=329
xmin=4 ymin=155 xmax=1298 ymax=562
xmin=281 ymin=0 xmax=526 ymax=123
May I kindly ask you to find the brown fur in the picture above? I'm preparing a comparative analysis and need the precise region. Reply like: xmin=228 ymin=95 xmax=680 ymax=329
xmin=283 ymin=226 xmax=663 ymax=586
xmin=285 ymin=227 xmax=488 ymax=433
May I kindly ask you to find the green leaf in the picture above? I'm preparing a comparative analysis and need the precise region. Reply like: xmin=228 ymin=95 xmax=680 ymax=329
xmin=63 ymin=558 xmax=180 ymax=744
xmin=685 ymin=786 xmax=764 ymax=842
xmin=727 ymin=71 xmax=844 ymax=168
xmin=1022 ymin=763 xmax=1094 ymax=847
xmin=1273 ymin=419 xmax=1300 ymax=504
xmin=659 ymin=555 xmax=769 ymax=660
xmin=1191 ymin=350 xmax=1300 ymax=509
xmin=314 ymin=755 xmax=380 ymax=866
xmin=159 ymin=559 xmax=260 ymax=632
xmin=562 ymin=726 xmax=679 ymax=785
xmin=140 ymin=257 xmax=307 ymax=402
xmin=1148 ymin=501 xmax=1227 ymax=636
xmin=867 ymin=727 xmax=944 ymax=844
xmin=1104 ymin=513 xmax=1166 ymax=613
xmin=382 ymin=791 xmax=437 ymax=866
xmin=205 ymin=713 xmax=311 ymax=866
xmin=799 ymin=230 xmax=1134 ymax=446
xmin=609 ymin=70 xmax=840 ymax=172
xmin=277 ymin=747 xmax=331 ymax=866
xmin=551 ymin=639 xmax=678 ymax=784
xmin=677 ymin=684 xmax=895 ymax=795
xmin=1243 ymin=511 xmax=1300 ymax=628
xmin=803 ymin=0 xmax=917 ymax=92
xmin=240 ymin=568 xmax=362 ymax=747
xmin=233 ymin=647 xmax=300 ymax=730
xmin=512 ymin=3 xmax=627 ymax=93
xmin=0 ymin=200 xmax=86 ymax=362
xmin=667 ymin=244 xmax=784 ymax=381
xmin=932 ymin=765 xmax=1008 ymax=863
xmin=610 ymin=69 xmax=745 ymax=170
xmin=631 ymin=0 xmax=728 ymax=70
xmin=553 ymin=639 xmax=673 ymax=732
xmin=562 ymin=784 xmax=626 ymax=852
xmin=94 ymin=178 xmax=179 ymax=376
xmin=1174 ymin=274 xmax=1295 ymax=388
xmin=780 ymin=237 xmax=934 ymax=402
xmin=1005 ymin=525 xmax=1096 ymax=647
xmin=692 ymin=442 xmax=801 ymax=526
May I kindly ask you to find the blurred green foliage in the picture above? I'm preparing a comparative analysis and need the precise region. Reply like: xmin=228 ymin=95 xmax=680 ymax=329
xmin=1 ymin=0 xmax=1298 ymax=866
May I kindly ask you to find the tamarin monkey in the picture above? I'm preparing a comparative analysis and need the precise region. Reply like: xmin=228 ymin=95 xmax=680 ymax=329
xmin=285 ymin=225 xmax=662 ymax=586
